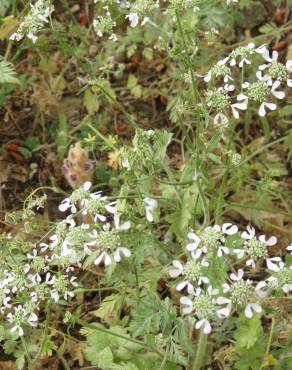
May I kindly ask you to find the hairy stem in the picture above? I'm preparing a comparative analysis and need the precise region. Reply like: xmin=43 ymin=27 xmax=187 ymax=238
xmin=192 ymin=330 xmax=208 ymax=370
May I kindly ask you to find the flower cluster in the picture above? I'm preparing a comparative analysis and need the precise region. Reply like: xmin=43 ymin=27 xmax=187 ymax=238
xmin=169 ymin=223 xmax=291 ymax=334
xmin=0 ymin=180 xmax=160 ymax=337
xmin=10 ymin=0 xmax=54 ymax=43
xmin=204 ymin=43 xmax=291 ymax=124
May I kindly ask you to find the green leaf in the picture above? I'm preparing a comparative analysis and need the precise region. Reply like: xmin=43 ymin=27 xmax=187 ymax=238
xmin=143 ymin=47 xmax=153 ymax=61
xmin=15 ymin=351 xmax=25 ymax=370
xmin=130 ymin=297 xmax=177 ymax=336
xmin=19 ymin=147 xmax=31 ymax=159
xmin=234 ymin=314 xmax=263 ymax=350
xmin=93 ymin=294 xmax=124 ymax=325
xmin=25 ymin=136 xmax=40 ymax=151
xmin=0 ymin=60 xmax=20 ymax=84
xmin=56 ymin=113 xmax=68 ymax=157
xmin=97 ymin=346 xmax=114 ymax=368
xmin=127 ymin=75 xmax=138 ymax=89
xmin=84 ymin=88 xmax=100 ymax=114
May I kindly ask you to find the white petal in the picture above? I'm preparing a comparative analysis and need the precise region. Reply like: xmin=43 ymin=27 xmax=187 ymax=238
xmin=222 ymin=223 xmax=238 ymax=235
xmin=217 ymin=297 xmax=231 ymax=304
xmin=59 ymin=202 xmax=69 ymax=212
xmin=264 ymin=102 xmax=277 ymax=111
xmin=246 ymin=259 xmax=255 ymax=268
xmin=242 ymin=225 xmax=255 ymax=239
xmin=195 ymin=319 xmax=205 ymax=330
xmin=180 ymin=296 xmax=192 ymax=306
xmin=114 ymin=249 xmax=121 ymax=262
xmin=94 ymin=252 xmax=105 ymax=265
xmin=83 ymin=181 xmax=91 ymax=191
xmin=272 ymin=89 xmax=285 ymax=99
xmin=173 ymin=260 xmax=184 ymax=271
xmin=259 ymin=63 xmax=269 ymax=70
xmin=259 ymin=102 xmax=267 ymax=117
xmin=286 ymin=60 xmax=292 ymax=72
xmin=203 ymin=320 xmax=212 ymax=334
xmin=214 ymin=112 xmax=229 ymax=125
xmin=252 ymin=303 xmax=262 ymax=313
xmin=233 ymin=249 xmax=245 ymax=259
xmin=271 ymin=50 xmax=279 ymax=61
xmin=266 ymin=236 xmax=277 ymax=246
xmin=244 ymin=304 xmax=253 ymax=318
xmin=104 ymin=253 xmax=112 ymax=265
xmin=118 ymin=221 xmax=131 ymax=231
xmin=176 ymin=281 xmax=188 ymax=291
xmin=204 ymin=71 xmax=211 ymax=82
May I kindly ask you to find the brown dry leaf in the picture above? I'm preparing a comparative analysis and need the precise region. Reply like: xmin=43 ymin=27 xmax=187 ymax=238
xmin=107 ymin=150 xmax=120 ymax=170
xmin=0 ymin=161 xmax=10 ymax=183
xmin=287 ymin=43 xmax=292 ymax=61
xmin=66 ymin=338 xmax=84 ymax=367
xmin=0 ymin=361 xmax=16 ymax=370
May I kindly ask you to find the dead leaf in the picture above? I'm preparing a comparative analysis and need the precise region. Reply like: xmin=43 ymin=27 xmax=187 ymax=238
xmin=107 ymin=150 xmax=120 ymax=170
xmin=66 ymin=338 xmax=84 ymax=367
xmin=0 ymin=361 xmax=16 ymax=370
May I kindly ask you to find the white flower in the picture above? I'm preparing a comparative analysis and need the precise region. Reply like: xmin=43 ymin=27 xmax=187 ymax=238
xmin=236 ymin=226 xmax=278 ymax=269
xmin=259 ymin=50 xmax=292 ymax=87
xmin=222 ymin=270 xmax=265 ymax=318
xmin=195 ymin=318 xmax=212 ymax=334
xmin=267 ymin=265 xmax=292 ymax=293
xmin=59 ymin=182 xmax=91 ymax=213
xmin=214 ymin=112 xmax=229 ymax=126
xmin=188 ymin=223 xmax=238 ymax=258
xmin=144 ymin=197 xmax=158 ymax=222
xmin=180 ymin=296 xmax=194 ymax=314
xmin=244 ymin=302 xmax=262 ymax=318
xmin=169 ymin=258 xmax=209 ymax=294
xmin=126 ymin=12 xmax=139 ymax=27
xmin=93 ymin=215 xmax=131 ymax=266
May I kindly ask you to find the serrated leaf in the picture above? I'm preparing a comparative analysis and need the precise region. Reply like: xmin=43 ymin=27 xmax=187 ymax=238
xmin=93 ymin=294 xmax=124 ymax=325
xmin=84 ymin=88 xmax=100 ymax=114
xmin=143 ymin=47 xmax=153 ymax=61
xmin=234 ymin=314 xmax=263 ymax=350
xmin=49 ymin=75 xmax=66 ymax=96
xmin=131 ymin=84 xmax=142 ymax=98
xmin=127 ymin=75 xmax=138 ymax=89
xmin=0 ymin=15 xmax=18 ymax=40
xmin=56 ymin=113 xmax=68 ymax=157
xmin=0 ymin=60 xmax=20 ymax=84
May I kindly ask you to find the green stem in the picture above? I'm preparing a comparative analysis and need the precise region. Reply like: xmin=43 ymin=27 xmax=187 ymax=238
xmin=21 ymin=336 xmax=34 ymax=370
xmin=192 ymin=330 xmax=208 ymax=370
xmin=215 ymin=121 xmax=236 ymax=224
xmin=175 ymin=9 xmax=209 ymax=226
xmin=215 ymin=165 xmax=229 ymax=224
xmin=74 ymin=318 xmax=164 ymax=358
xmin=259 ymin=316 xmax=275 ymax=370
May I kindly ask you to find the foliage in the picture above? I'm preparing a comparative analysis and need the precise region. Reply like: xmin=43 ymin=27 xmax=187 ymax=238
xmin=0 ymin=0 xmax=291 ymax=369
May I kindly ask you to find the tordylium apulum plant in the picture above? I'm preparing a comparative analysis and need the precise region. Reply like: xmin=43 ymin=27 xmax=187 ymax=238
xmin=1 ymin=177 xmax=291 ymax=369
xmin=2 ymin=0 xmax=292 ymax=369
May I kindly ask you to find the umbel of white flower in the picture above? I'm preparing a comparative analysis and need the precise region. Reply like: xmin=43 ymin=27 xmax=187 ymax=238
xmin=10 ymin=0 xmax=54 ymax=43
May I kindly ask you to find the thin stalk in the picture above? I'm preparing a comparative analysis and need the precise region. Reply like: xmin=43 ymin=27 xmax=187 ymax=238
xmin=192 ymin=331 xmax=208 ymax=370
xmin=175 ymin=9 xmax=209 ymax=225
xmin=31 ymin=303 xmax=52 ymax=367
xmin=21 ymin=336 xmax=34 ymax=370
xmin=215 ymin=120 xmax=236 ymax=224
xmin=259 ymin=316 xmax=275 ymax=370
xmin=75 ymin=317 xmax=162 ymax=357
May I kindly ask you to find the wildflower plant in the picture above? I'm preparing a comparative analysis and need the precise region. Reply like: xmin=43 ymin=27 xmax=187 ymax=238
xmin=2 ymin=0 xmax=292 ymax=369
